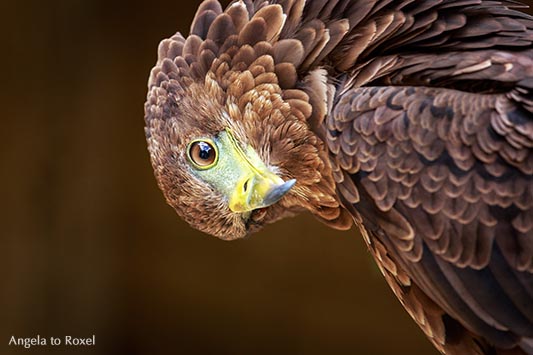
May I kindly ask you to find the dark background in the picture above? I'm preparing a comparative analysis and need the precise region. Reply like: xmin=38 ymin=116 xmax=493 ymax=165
xmin=2 ymin=1 xmax=532 ymax=354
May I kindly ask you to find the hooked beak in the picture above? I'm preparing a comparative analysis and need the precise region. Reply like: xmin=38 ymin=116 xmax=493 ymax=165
xmin=223 ymin=129 xmax=296 ymax=213
xmin=229 ymin=175 xmax=296 ymax=213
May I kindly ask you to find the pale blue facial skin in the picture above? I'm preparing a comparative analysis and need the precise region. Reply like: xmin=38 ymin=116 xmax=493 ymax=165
xmin=186 ymin=129 xmax=295 ymax=213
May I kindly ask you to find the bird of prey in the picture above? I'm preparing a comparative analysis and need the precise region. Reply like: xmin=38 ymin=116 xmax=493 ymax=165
xmin=144 ymin=0 xmax=533 ymax=353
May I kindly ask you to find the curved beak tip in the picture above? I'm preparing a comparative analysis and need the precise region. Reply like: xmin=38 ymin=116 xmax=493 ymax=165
xmin=263 ymin=178 xmax=296 ymax=206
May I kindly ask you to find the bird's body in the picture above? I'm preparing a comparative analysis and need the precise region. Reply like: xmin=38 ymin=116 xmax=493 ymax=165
xmin=144 ymin=0 xmax=533 ymax=353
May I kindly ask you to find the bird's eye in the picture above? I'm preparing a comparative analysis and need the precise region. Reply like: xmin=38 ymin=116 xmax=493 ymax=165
xmin=187 ymin=139 xmax=218 ymax=169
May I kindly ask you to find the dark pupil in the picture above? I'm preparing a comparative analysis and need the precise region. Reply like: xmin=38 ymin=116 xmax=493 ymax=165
xmin=197 ymin=142 xmax=212 ymax=160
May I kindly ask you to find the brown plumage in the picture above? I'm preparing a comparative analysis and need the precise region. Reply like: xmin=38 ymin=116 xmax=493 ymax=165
xmin=144 ymin=0 xmax=533 ymax=353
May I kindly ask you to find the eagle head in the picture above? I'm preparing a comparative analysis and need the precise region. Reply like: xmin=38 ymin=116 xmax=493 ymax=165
xmin=144 ymin=2 xmax=351 ymax=240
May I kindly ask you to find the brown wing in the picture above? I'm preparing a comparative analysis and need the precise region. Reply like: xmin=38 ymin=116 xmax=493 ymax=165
xmin=301 ymin=0 xmax=533 ymax=352
xmin=327 ymin=79 xmax=533 ymax=353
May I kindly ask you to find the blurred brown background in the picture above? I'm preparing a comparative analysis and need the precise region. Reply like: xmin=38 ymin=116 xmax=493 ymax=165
xmin=2 ymin=1 xmax=532 ymax=354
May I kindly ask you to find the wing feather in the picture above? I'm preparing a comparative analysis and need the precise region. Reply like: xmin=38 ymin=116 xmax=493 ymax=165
xmin=329 ymin=83 xmax=533 ymax=352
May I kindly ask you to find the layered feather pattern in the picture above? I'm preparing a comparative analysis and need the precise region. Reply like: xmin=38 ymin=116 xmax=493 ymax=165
xmin=145 ymin=0 xmax=533 ymax=353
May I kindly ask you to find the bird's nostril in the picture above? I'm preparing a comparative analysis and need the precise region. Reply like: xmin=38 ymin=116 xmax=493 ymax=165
xmin=243 ymin=179 xmax=249 ymax=192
